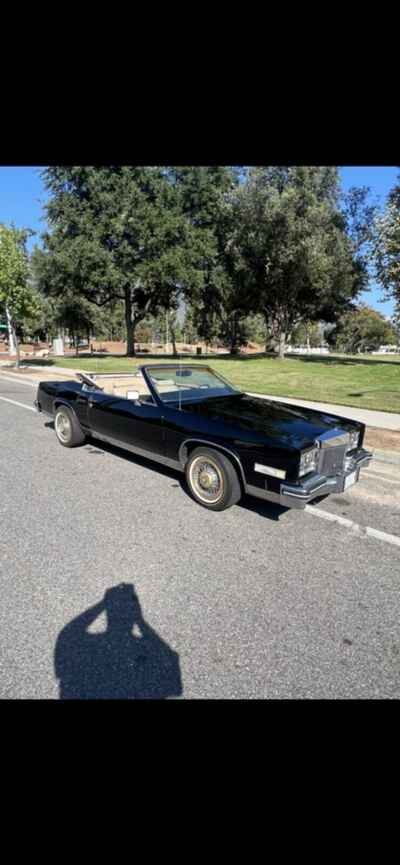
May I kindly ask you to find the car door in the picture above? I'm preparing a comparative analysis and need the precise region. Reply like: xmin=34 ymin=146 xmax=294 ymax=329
xmin=87 ymin=391 xmax=165 ymax=458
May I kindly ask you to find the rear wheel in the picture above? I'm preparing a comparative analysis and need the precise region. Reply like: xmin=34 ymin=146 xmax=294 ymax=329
xmin=54 ymin=406 xmax=86 ymax=448
xmin=185 ymin=447 xmax=242 ymax=511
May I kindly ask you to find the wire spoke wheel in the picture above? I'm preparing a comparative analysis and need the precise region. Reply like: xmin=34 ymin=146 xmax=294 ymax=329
xmin=189 ymin=456 xmax=224 ymax=504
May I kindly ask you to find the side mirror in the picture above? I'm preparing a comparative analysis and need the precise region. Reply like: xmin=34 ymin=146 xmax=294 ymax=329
xmin=127 ymin=390 xmax=140 ymax=401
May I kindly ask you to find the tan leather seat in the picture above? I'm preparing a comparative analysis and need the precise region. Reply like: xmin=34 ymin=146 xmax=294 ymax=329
xmin=94 ymin=376 xmax=151 ymax=399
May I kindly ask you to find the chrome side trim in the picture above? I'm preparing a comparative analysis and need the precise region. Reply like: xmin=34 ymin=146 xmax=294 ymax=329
xmin=90 ymin=430 xmax=183 ymax=472
xmin=178 ymin=438 xmax=247 ymax=488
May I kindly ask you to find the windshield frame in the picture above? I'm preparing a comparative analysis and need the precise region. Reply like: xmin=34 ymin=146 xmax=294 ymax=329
xmin=141 ymin=364 xmax=242 ymax=407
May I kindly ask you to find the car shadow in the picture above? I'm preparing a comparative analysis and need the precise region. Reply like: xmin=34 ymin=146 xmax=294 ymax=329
xmin=86 ymin=437 xmax=287 ymax=520
xmin=239 ymin=495 xmax=289 ymax=521
xmin=54 ymin=583 xmax=183 ymax=699
xmin=44 ymin=423 xmax=289 ymax=522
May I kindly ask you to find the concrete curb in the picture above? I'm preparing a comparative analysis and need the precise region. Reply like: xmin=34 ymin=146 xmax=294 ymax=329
xmin=372 ymin=449 xmax=400 ymax=466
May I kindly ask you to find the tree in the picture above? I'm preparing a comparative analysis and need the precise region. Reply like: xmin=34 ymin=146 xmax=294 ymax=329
xmin=54 ymin=295 xmax=100 ymax=355
xmin=0 ymin=224 xmax=40 ymax=367
xmin=169 ymin=167 xmax=252 ymax=354
xmin=328 ymin=304 xmax=397 ymax=353
xmin=231 ymin=167 xmax=371 ymax=357
xmin=191 ymin=300 xmax=220 ymax=350
xmin=242 ymin=313 xmax=266 ymax=346
xmin=373 ymin=172 xmax=400 ymax=304
xmin=38 ymin=167 xmax=194 ymax=356
xmin=391 ymin=306 xmax=400 ymax=344
xmin=182 ymin=305 xmax=198 ymax=346
xmin=291 ymin=320 xmax=321 ymax=349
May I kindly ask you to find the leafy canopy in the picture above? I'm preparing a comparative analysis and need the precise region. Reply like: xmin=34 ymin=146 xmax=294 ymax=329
xmin=373 ymin=172 xmax=400 ymax=304
xmin=229 ymin=167 xmax=371 ymax=353
xmin=328 ymin=304 xmax=397 ymax=353
xmin=0 ymin=224 xmax=40 ymax=323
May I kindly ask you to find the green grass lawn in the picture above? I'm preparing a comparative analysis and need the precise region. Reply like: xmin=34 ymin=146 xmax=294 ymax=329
xmin=27 ymin=353 xmax=400 ymax=413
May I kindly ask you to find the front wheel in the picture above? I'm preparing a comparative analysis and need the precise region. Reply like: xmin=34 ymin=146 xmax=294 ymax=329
xmin=185 ymin=447 xmax=242 ymax=511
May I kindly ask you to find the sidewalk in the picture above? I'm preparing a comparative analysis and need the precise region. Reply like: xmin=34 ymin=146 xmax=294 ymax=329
xmin=248 ymin=392 xmax=400 ymax=432
xmin=0 ymin=365 xmax=80 ymax=386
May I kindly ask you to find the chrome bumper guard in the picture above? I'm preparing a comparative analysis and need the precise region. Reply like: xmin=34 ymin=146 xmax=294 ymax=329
xmin=247 ymin=448 xmax=373 ymax=510
xmin=279 ymin=448 xmax=373 ymax=509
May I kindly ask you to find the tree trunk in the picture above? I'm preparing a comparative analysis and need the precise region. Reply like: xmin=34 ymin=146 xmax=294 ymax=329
xmin=277 ymin=332 xmax=287 ymax=359
xmin=6 ymin=305 xmax=17 ymax=356
xmin=125 ymin=288 xmax=136 ymax=356
xmin=230 ymin=321 xmax=238 ymax=354
xmin=230 ymin=340 xmax=239 ymax=355
xmin=264 ymin=314 xmax=272 ymax=354
xmin=306 ymin=322 xmax=311 ymax=353
xmin=14 ymin=328 xmax=20 ymax=368
xmin=229 ymin=313 xmax=239 ymax=355
xmin=12 ymin=324 xmax=20 ymax=367
xmin=169 ymin=318 xmax=178 ymax=357
xmin=170 ymin=322 xmax=178 ymax=357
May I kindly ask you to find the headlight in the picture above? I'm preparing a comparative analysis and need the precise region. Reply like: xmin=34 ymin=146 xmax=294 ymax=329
xmin=347 ymin=430 xmax=360 ymax=451
xmin=299 ymin=447 xmax=319 ymax=477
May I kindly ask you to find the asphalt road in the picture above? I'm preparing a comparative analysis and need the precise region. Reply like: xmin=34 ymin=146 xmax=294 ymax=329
xmin=1 ymin=375 xmax=400 ymax=699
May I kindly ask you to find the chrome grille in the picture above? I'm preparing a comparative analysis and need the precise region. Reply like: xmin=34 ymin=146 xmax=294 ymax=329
xmin=319 ymin=444 xmax=346 ymax=476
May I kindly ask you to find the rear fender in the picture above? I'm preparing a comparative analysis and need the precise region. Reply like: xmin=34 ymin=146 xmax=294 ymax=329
xmin=53 ymin=398 xmax=81 ymax=426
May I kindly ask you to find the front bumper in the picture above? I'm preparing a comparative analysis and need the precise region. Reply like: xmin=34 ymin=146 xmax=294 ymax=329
xmin=247 ymin=448 xmax=373 ymax=510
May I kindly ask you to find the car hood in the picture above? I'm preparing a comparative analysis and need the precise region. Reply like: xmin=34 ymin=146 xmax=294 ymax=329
xmin=181 ymin=393 xmax=359 ymax=450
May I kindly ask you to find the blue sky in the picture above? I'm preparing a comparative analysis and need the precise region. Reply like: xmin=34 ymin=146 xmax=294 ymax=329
xmin=0 ymin=166 xmax=398 ymax=316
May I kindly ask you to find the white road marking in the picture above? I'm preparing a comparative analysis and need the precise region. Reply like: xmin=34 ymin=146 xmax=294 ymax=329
xmin=0 ymin=374 xmax=37 ymax=388
xmin=365 ymin=526 xmax=400 ymax=546
xmin=305 ymin=506 xmax=354 ymax=528
xmin=305 ymin=504 xmax=400 ymax=548
xmin=0 ymin=396 xmax=36 ymax=412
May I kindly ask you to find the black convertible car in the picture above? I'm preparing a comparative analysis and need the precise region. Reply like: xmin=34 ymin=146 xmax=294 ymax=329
xmin=35 ymin=364 xmax=372 ymax=511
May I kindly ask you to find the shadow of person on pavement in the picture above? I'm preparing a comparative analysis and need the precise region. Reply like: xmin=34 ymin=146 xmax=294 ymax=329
xmin=54 ymin=583 xmax=182 ymax=699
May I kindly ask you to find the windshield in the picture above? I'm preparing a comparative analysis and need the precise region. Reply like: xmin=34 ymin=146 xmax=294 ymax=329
xmin=146 ymin=366 xmax=240 ymax=405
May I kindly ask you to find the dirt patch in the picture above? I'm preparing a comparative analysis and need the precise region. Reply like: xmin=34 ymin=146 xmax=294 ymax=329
xmin=364 ymin=427 xmax=400 ymax=453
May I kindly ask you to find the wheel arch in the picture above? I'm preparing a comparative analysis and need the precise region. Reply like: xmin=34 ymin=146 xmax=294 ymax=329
xmin=179 ymin=438 xmax=247 ymax=492
xmin=53 ymin=399 xmax=81 ymax=424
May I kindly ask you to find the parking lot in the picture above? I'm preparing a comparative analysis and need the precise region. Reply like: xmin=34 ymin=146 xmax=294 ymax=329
xmin=1 ymin=374 xmax=400 ymax=699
